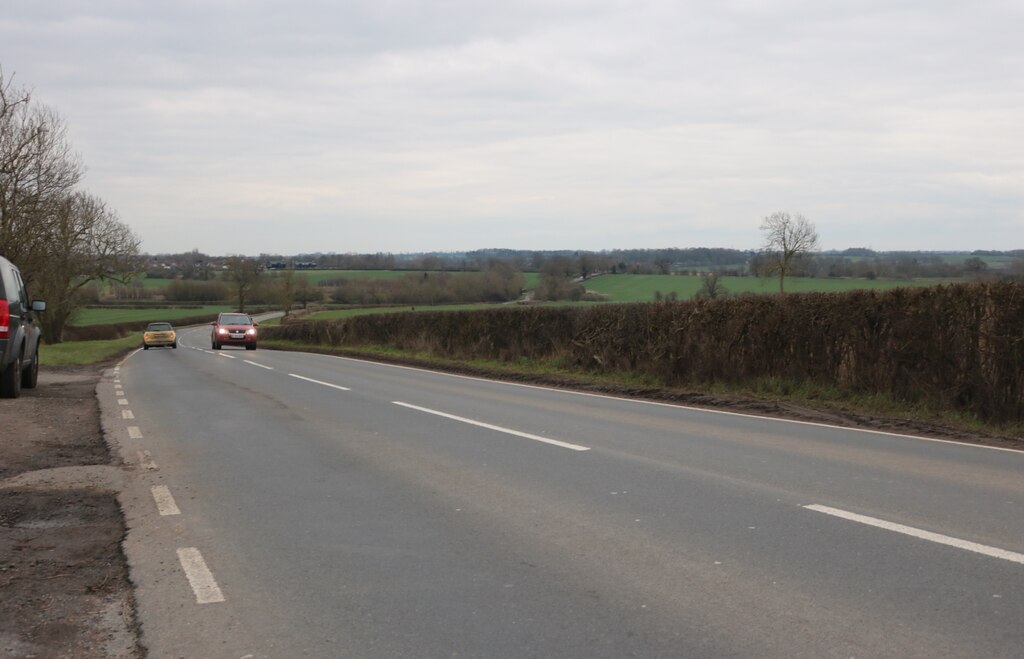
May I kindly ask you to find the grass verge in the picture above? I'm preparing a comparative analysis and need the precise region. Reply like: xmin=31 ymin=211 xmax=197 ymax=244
xmin=39 ymin=335 xmax=140 ymax=367
xmin=261 ymin=338 xmax=1023 ymax=446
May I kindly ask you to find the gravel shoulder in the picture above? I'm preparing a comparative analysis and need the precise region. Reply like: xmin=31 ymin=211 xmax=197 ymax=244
xmin=0 ymin=367 xmax=140 ymax=658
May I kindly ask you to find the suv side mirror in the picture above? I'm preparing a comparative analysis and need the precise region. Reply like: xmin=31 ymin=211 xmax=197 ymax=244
xmin=31 ymin=300 xmax=46 ymax=312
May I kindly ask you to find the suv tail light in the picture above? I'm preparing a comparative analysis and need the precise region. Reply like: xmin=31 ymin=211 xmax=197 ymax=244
xmin=0 ymin=300 xmax=9 ymax=339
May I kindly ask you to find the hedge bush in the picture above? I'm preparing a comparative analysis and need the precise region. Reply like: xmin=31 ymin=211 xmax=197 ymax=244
xmin=263 ymin=283 xmax=1024 ymax=423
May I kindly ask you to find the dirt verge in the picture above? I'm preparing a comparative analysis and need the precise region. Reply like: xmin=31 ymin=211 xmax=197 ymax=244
xmin=0 ymin=368 xmax=140 ymax=658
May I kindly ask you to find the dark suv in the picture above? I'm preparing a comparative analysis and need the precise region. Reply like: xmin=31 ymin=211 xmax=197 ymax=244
xmin=0 ymin=256 xmax=46 ymax=398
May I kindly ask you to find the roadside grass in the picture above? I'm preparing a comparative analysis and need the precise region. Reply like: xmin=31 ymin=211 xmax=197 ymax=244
xmin=39 ymin=335 xmax=141 ymax=367
xmin=72 ymin=305 xmax=232 ymax=326
xmin=583 ymin=274 xmax=964 ymax=302
xmin=260 ymin=338 xmax=1023 ymax=441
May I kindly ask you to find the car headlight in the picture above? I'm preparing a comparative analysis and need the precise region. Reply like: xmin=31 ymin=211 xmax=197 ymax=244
xmin=217 ymin=328 xmax=228 ymax=335
xmin=246 ymin=328 xmax=256 ymax=335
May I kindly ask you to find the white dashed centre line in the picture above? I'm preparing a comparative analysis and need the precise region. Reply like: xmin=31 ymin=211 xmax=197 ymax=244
xmin=217 ymin=353 xmax=236 ymax=359
xmin=244 ymin=360 xmax=273 ymax=370
xmin=176 ymin=548 xmax=225 ymax=604
xmin=804 ymin=504 xmax=1024 ymax=566
xmin=137 ymin=451 xmax=157 ymax=470
xmin=151 ymin=485 xmax=181 ymax=515
xmin=127 ymin=426 xmax=143 ymax=439
xmin=393 ymin=401 xmax=591 ymax=452
xmin=288 ymin=373 xmax=351 ymax=391
xmin=118 ymin=399 xmax=129 ymax=406
xmin=122 ymin=410 xmax=135 ymax=420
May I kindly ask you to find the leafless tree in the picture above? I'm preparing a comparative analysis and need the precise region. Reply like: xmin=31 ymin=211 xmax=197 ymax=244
xmin=225 ymin=256 xmax=263 ymax=312
xmin=758 ymin=211 xmax=819 ymax=293
xmin=695 ymin=272 xmax=728 ymax=299
xmin=34 ymin=192 xmax=141 ymax=342
xmin=1 ymin=69 xmax=84 ymax=281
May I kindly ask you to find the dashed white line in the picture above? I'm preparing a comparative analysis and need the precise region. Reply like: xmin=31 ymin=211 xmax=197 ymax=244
xmin=122 ymin=410 xmax=135 ymax=420
xmin=127 ymin=426 xmax=143 ymax=439
xmin=151 ymin=485 xmax=181 ymax=515
xmin=393 ymin=401 xmax=590 ymax=452
xmin=176 ymin=547 xmax=225 ymax=604
xmin=804 ymin=504 xmax=1024 ymax=566
xmin=137 ymin=450 xmax=157 ymax=470
xmin=217 ymin=353 xmax=236 ymax=359
xmin=244 ymin=360 xmax=273 ymax=370
xmin=288 ymin=373 xmax=351 ymax=391
xmin=118 ymin=398 xmax=129 ymax=406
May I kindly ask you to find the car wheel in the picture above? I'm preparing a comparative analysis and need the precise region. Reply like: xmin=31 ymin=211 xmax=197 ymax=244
xmin=1 ymin=353 xmax=22 ymax=399
xmin=144 ymin=344 xmax=149 ymax=350
xmin=172 ymin=341 xmax=177 ymax=349
xmin=212 ymin=342 xmax=220 ymax=350
xmin=21 ymin=348 xmax=39 ymax=389
xmin=246 ymin=343 xmax=256 ymax=351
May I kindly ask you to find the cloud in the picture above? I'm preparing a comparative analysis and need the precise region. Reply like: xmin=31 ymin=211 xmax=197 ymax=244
xmin=2 ymin=0 xmax=1022 ymax=253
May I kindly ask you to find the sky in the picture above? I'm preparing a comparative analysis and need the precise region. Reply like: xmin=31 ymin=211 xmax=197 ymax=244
xmin=2 ymin=0 xmax=1022 ymax=255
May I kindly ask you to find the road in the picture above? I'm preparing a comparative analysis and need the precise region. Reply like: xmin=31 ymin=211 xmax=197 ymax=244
xmin=99 ymin=325 xmax=1024 ymax=658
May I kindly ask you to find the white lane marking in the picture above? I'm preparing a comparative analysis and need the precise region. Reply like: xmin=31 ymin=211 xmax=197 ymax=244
xmin=804 ymin=504 xmax=1024 ymax=565
xmin=118 ymin=398 xmax=129 ymax=406
xmin=122 ymin=410 xmax=135 ymax=420
xmin=217 ymin=352 xmax=236 ymax=359
xmin=151 ymin=485 xmax=181 ymax=515
xmin=393 ymin=401 xmax=590 ymax=452
xmin=137 ymin=450 xmax=157 ymax=470
xmin=176 ymin=547 xmax=226 ymax=604
xmin=244 ymin=360 xmax=273 ymax=370
xmin=288 ymin=373 xmax=351 ymax=391
xmin=323 ymin=355 xmax=1020 ymax=454
xmin=127 ymin=426 xmax=143 ymax=439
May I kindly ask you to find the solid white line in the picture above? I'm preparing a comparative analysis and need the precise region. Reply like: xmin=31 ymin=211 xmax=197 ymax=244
xmin=804 ymin=504 xmax=1024 ymax=565
xmin=176 ymin=547 xmax=226 ymax=604
xmin=288 ymin=373 xmax=351 ymax=391
xmin=127 ymin=426 xmax=143 ymax=439
xmin=151 ymin=485 xmax=181 ymax=516
xmin=122 ymin=410 xmax=134 ymax=420
xmin=393 ymin=401 xmax=590 ymax=451
xmin=244 ymin=360 xmax=273 ymax=370
xmin=319 ymin=354 xmax=1021 ymax=454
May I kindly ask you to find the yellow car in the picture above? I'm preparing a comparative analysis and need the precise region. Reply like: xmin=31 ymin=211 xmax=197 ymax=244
xmin=143 ymin=322 xmax=177 ymax=350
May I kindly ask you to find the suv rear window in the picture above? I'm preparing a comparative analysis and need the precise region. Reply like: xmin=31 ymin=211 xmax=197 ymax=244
xmin=146 ymin=323 xmax=173 ymax=331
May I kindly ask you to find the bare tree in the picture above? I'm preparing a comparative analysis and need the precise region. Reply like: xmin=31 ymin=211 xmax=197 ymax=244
xmin=1 ymin=69 xmax=84 ymax=282
xmin=695 ymin=272 xmax=728 ymax=299
xmin=224 ymin=256 xmax=263 ymax=312
xmin=34 ymin=192 xmax=141 ymax=342
xmin=758 ymin=211 xmax=819 ymax=293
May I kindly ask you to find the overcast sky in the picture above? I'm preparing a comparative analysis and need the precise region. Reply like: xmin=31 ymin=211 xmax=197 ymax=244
xmin=3 ymin=0 xmax=1022 ymax=255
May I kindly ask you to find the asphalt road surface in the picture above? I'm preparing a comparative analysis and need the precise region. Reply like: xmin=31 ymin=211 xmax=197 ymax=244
xmin=99 ymin=326 xmax=1024 ymax=658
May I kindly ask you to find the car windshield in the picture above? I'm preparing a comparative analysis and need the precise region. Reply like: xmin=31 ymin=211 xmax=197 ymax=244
xmin=220 ymin=314 xmax=252 ymax=325
xmin=146 ymin=323 xmax=173 ymax=331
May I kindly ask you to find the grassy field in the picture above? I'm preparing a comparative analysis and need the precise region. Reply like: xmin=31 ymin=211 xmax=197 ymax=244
xmin=309 ymin=303 xmax=515 ymax=320
xmin=71 ymin=305 xmax=231 ymax=326
xmin=583 ymin=274 xmax=963 ymax=302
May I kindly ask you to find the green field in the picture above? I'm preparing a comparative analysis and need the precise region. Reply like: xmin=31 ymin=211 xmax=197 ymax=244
xmin=582 ymin=274 xmax=963 ymax=302
xmin=309 ymin=303 xmax=517 ymax=320
xmin=71 ymin=305 xmax=232 ymax=326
